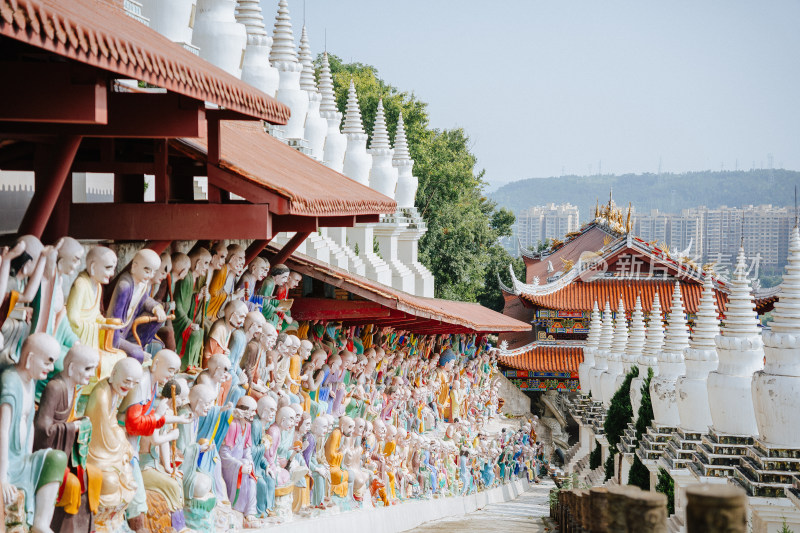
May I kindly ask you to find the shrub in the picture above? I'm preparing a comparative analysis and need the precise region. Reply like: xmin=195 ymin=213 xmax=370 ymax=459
xmin=590 ymin=441 xmax=602 ymax=470
xmin=628 ymin=454 xmax=650 ymax=490
xmin=634 ymin=367 xmax=655 ymax=442
xmin=656 ymin=467 xmax=675 ymax=515
xmin=604 ymin=453 xmax=615 ymax=482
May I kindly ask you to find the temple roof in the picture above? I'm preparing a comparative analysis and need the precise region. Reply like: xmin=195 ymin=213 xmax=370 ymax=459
xmin=0 ymin=0 xmax=289 ymax=124
xmin=276 ymin=247 xmax=531 ymax=334
xmin=498 ymin=344 xmax=583 ymax=373
xmin=173 ymin=120 xmax=397 ymax=217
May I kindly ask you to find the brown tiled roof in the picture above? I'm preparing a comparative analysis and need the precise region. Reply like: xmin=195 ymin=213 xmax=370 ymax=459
xmin=0 ymin=0 xmax=289 ymax=123
xmin=499 ymin=346 xmax=583 ymax=373
xmin=174 ymin=121 xmax=397 ymax=217
xmin=518 ymin=279 xmax=729 ymax=315
xmin=278 ymin=247 xmax=531 ymax=333
xmin=522 ymin=225 xmax=618 ymax=284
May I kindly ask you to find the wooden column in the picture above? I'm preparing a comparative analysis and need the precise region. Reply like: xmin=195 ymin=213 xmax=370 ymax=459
xmin=17 ymin=135 xmax=82 ymax=238
xmin=245 ymin=238 xmax=274 ymax=265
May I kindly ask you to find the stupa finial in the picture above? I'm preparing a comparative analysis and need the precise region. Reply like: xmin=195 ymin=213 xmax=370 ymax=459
xmin=598 ymin=301 xmax=614 ymax=352
xmin=690 ymin=275 xmax=721 ymax=349
xmin=370 ymin=99 xmax=391 ymax=151
xmin=627 ymin=295 xmax=647 ymax=359
xmin=298 ymin=25 xmax=317 ymax=92
xmin=270 ymin=0 xmax=297 ymax=64
xmin=393 ymin=112 xmax=411 ymax=164
xmin=662 ymin=282 xmax=690 ymax=353
xmin=612 ymin=299 xmax=628 ymax=354
xmin=343 ymin=79 xmax=365 ymax=135
xmin=586 ymin=301 xmax=602 ymax=350
xmin=768 ymin=226 xmax=800 ymax=334
xmin=642 ymin=292 xmax=665 ymax=360
xmin=318 ymin=52 xmax=338 ymax=115
xmin=720 ymin=247 xmax=760 ymax=338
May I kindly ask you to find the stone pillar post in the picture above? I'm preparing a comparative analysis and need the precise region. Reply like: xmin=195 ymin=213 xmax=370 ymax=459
xmin=685 ymin=485 xmax=746 ymax=533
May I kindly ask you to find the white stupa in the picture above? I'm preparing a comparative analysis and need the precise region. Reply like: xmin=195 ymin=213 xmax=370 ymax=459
xmin=650 ymin=283 xmax=689 ymax=428
xmin=140 ymin=0 xmax=196 ymax=49
xmin=707 ymin=247 xmax=764 ymax=436
xmin=368 ymin=99 xmax=399 ymax=198
xmin=319 ymin=52 xmax=347 ymax=173
xmin=192 ymin=0 xmax=247 ymax=77
xmin=299 ymin=26 xmax=327 ymax=160
xmin=676 ymin=275 xmax=719 ymax=434
xmin=753 ymin=227 xmax=800 ymax=447
xmin=236 ymin=0 xmax=279 ymax=96
xmin=270 ymin=0 xmax=308 ymax=140
xmin=578 ymin=301 xmax=602 ymax=397
xmin=589 ymin=301 xmax=613 ymax=404
xmin=622 ymin=295 xmax=647 ymax=391
xmin=393 ymin=112 xmax=418 ymax=209
xmin=601 ymin=299 xmax=627 ymax=407
xmin=341 ymin=79 xmax=372 ymax=186
xmin=631 ymin=292 xmax=663 ymax=417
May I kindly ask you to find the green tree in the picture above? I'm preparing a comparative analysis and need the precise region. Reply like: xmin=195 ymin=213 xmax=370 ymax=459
xmin=603 ymin=366 xmax=639 ymax=481
xmin=320 ymin=54 xmax=515 ymax=305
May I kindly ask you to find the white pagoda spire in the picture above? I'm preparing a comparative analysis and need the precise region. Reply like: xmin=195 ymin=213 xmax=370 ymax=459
xmin=601 ymin=299 xmax=628 ymax=407
xmin=236 ymin=0 xmax=279 ymax=96
xmin=578 ymin=301 xmax=602 ymax=397
xmin=270 ymin=0 xmax=307 ymax=140
xmin=631 ymin=292 xmax=663 ymax=417
xmin=368 ymin=99 xmax=398 ymax=198
xmin=393 ymin=112 xmax=418 ymax=210
xmin=753 ymin=227 xmax=800 ymax=446
xmin=707 ymin=247 xmax=763 ymax=436
xmin=341 ymin=79 xmax=371 ymax=185
xmin=298 ymin=25 xmax=327 ymax=160
xmin=651 ymin=282 xmax=689 ymax=427
xmin=319 ymin=52 xmax=346 ymax=172
xmin=590 ymin=301 xmax=614 ymax=404
xmin=677 ymin=274 xmax=720 ymax=433
xmin=192 ymin=0 xmax=247 ymax=77
xmin=626 ymin=295 xmax=648 ymax=411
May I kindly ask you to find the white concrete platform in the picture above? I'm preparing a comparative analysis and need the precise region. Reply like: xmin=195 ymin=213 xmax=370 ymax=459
xmin=256 ymin=478 xmax=532 ymax=533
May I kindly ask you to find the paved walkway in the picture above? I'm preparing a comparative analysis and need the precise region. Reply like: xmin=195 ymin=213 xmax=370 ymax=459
xmin=406 ymin=480 xmax=555 ymax=532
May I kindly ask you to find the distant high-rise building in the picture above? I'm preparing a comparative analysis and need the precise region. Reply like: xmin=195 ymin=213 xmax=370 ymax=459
xmin=516 ymin=203 xmax=580 ymax=252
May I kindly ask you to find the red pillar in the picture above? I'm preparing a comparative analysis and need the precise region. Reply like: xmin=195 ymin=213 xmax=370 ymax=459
xmin=245 ymin=238 xmax=274 ymax=265
xmin=271 ymin=232 xmax=311 ymax=266
xmin=17 ymin=135 xmax=82 ymax=238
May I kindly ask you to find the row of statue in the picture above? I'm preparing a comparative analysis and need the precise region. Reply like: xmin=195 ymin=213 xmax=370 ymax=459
xmin=0 ymin=236 xmax=539 ymax=533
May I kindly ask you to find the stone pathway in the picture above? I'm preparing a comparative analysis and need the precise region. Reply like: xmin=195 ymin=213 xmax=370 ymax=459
xmin=405 ymin=480 xmax=555 ymax=532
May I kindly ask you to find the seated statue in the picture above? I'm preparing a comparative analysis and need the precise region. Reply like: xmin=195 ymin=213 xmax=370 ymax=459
xmin=173 ymin=247 xmax=211 ymax=372
xmin=66 ymin=246 xmax=126 ymax=391
xmin=33 ymin=343 xmax=100 ymax=533
xmin=85 ymin=358 xmax=142 ymax=531
xmin=0 ymin=332 xmax=68 ymax=533
xmin=107 ymin=249 xmax=167 ymax=364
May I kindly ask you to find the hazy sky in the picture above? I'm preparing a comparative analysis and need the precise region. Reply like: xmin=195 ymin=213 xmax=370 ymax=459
xmin=262 ymin=1 xmax=800 ymax=189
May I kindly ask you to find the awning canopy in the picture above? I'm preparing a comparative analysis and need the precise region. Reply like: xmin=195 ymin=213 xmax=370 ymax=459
xmin=0 ymin=0 xmax=289 ymax=124
xmin=279 ymin=247 xmax=531 ymax=335
xmin=173 ymin=121 xmax=397 ymax=218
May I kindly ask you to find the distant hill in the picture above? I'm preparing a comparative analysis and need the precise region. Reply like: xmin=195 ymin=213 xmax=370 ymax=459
xmin=489 ymin=169 xmax=800 ymax=221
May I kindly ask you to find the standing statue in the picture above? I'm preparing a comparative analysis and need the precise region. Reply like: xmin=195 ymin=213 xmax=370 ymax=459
xmin=173 ymin=247 xmax=211 ymax=372
xmin=253 ymin=395 xmax=277 ymax=518
xmin=324 ymin=416 xmax=353 ymax=501
xmin=258 ymin=264 xmax=292 ymax=329
xmin=66 ymin=246 xmax=126 ymax=389
xmin=219 ymin=396 xmax=261 ymax=528
xmin=34 ymin=343 xmax=99 ymax=533
xmin=152 ymin=252 xmax=191 ymax=352
xmin=0 ymin=333 xmax=68 ymax=533
xmin=237 ymin=257 xmax=269 ymax=307
xmin=107 ymin=249 xmax=167 ymax=363
xmin=203 ymin=242 xmax=229 ymax=323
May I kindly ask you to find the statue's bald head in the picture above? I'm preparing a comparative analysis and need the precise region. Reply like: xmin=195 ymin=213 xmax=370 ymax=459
xmin=17 ymin=235 xmax=43 ymax=265
xmin=57 ymin=237 xmax=84 ymax=277
xmin=19 ymin=332 xmax=59 ymax=377
xmin=63 ymin=344 xmax=99 ymax=384
xmin=131 ymin=248 xmax=161 ymax=284
xmin=86 ymin=246 xmax=117 ymax=284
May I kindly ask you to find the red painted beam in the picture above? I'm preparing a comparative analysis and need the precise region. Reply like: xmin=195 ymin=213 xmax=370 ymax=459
xmin=355 ymin=214 xmax=381 ymax=224
xmin=271 ymin=232 xmax=311 ymax=266
xmin=318 ymin=216 xmax=357 ymax=228
xmin=245 ymin=238 xmax=274 ymax=265
xmin=0 ymin=63 xmax=106 ymax=123
xmin=272 ymin=215 xmax=318 ymax=234
xmin=17 ymin=136 xmax=83 ymax=238
xmin=0 ymin=92 xmax=206 ymax=138
xmin=69 ymin=203 xmax=272 ymax=241
xmin=206 ymin=165 xmax=291 ymax=212
xmin=291 ymin=298 xmax=391 ymax=321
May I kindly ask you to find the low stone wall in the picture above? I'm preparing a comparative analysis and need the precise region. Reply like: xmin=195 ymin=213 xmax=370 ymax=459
xmin=258 ymin=478 xmax=530 ymax=533
xmin=495 ymin=372 xmax=531 ymax=416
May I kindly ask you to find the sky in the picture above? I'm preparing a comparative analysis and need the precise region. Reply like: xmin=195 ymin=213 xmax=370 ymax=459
xmin=261 ymin=1 xmax=800 ymax=190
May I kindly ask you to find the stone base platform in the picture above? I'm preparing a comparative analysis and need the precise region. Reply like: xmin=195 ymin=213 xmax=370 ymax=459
xmin=690 ymin=430 xmax=753 ymax=480
xmin=637 ymin=424 xmax=676 ymax=464
xmin=733 ymin=440 xmax=800 ymax=498
xmin=660 ymin=429 xmax=703 ymax=471
xmin=255 ymin=479 xmax=531 ymax=533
